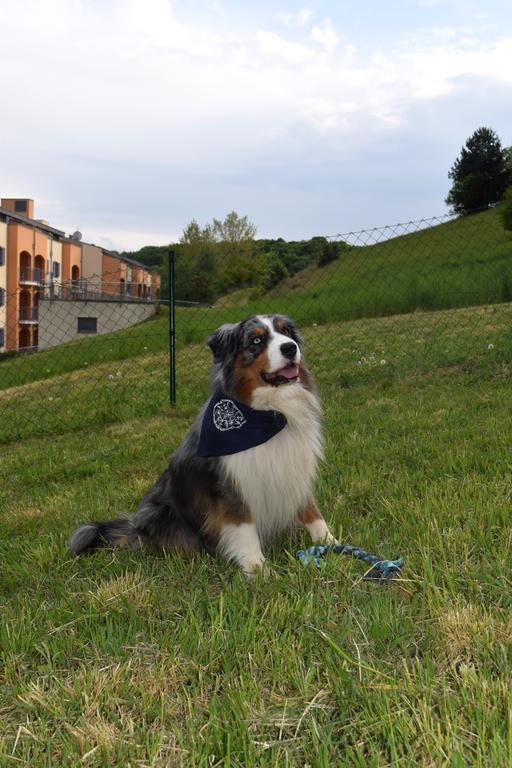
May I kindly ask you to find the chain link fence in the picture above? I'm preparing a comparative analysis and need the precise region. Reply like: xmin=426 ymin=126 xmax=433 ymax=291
xmin=0 ymin=272 xmax=169 ymax=444
xmin=1 ymin=211 xmax=511 ymax=447
xmin=170 ymin=210 xmax=512 ymax=388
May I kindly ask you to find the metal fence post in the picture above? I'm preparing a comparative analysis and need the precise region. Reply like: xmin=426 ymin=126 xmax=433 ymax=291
xmin=168 ymin=248 xmax=176 ymax=405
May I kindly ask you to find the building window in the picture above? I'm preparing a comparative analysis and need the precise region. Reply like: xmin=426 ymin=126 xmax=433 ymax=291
xmin=14 ymin=200 xmax=28 ymax=213
xmin=53 ymin=262 xmax=60 ymax=278
xmin=0 ymin=328 xmax=4 ymax=347
xmin=0 ymin=288 xmax=4 ymax=307
xmin=77 ymin=317 xmax=97 ymax=334
xmin=0 ymin=246 xmax=5 ymax=266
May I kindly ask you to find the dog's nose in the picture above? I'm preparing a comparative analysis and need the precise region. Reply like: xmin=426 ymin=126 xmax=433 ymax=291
xmin=280 ymin=341 xmax=297 ymax=360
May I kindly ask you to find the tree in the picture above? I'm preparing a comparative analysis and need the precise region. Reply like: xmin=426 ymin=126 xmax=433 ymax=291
xmin=120 ymin=244 xmax=165 ymax=268
xmin=260 ymin=251 xmax=288 ymax=291
xmin=504 ymin=146 xmax=512 ymax=178
xmin=211 ymin=212 xmax=258 ymax=289
xmin=318 ymin=240 xmax=342 ymax=266
xmin=177 ymin=219 xmax=218 ymax=301
xmin=445 ymin=127 xmax=510 ymax=215
xmin=211 ymin=211 xmax=256 ymax=242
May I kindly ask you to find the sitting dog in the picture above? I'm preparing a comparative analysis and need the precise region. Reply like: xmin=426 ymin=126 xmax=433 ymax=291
xmin=69 ymin=315 xmax=334 ymax=575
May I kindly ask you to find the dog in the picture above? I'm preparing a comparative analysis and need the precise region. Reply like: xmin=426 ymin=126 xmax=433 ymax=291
xmin=69 ymin=314 xmax=335 ymax=575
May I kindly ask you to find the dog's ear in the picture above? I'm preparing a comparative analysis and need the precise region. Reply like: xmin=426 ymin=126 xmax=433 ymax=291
xmin=208 ymin=323 xmax=240 ymax=361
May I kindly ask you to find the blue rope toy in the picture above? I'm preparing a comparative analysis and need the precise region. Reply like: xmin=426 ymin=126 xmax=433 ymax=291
xmin=296 ymin=543 xmax=404 ymax=580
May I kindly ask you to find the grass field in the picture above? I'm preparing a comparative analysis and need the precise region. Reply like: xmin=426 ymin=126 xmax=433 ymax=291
xmin=1 ymin=305 xmax=511 ymax=766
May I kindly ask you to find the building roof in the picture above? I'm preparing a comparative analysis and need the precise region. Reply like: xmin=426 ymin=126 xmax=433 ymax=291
xmin=1 ymin=208 xmax=159 ymax=275
xmin=0 ymin=206 xmax=65 ymax=237
xmin=79 ymin=239 xmax=159 ymax=274
xmin=119 ymin=254 xmax=156 ymax=271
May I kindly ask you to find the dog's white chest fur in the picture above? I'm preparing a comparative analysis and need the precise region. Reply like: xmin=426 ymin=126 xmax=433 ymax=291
xmin=221 ymin=384 xmax=323 ymax=538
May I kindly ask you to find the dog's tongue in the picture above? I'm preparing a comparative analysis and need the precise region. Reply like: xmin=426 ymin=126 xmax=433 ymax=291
xmin=275 ymin=364 xmax=299 ymax=379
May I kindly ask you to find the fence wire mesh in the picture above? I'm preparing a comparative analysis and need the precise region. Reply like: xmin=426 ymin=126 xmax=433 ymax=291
xmin=0 ymin=272 xmax=168 ymax=444
xmin=1 ymin=211 xmax=511 ymax=447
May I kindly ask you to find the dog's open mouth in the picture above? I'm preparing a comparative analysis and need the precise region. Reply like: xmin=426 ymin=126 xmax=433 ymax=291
xmin=261 ymin=363 xmax=299 ymax=386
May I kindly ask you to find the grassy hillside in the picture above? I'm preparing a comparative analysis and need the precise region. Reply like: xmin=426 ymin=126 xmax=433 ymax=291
xmin=1 ymin=308 xmax=511 ymax=765
xmin=2 ymin=301 xmax=512 ymax=444
xmin=2 ymin=209 xmax=510 ymax=395
xmin=214 ymin=209 xmax=512 ymax=324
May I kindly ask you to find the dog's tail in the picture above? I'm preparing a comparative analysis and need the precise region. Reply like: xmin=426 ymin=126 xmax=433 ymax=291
xmin=68 ymin=518 xmax=140 ymax=555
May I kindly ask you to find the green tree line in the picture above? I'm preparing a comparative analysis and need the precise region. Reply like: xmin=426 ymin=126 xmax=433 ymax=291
xmin=122 ymin=211 xmax=346 ymax=302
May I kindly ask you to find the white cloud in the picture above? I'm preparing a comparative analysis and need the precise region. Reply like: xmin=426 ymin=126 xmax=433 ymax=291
xmin=208 ymin=1 xmax=226 ymax=17
xmin=79 ymin=226 xmax=179 ymax=252
xmin=1 ymin=0 xmax=511 ymax=244
xmin=311 ymin=19 xmax=339 ymax=53
xmin=402 ymin=36 xmax=512 ymax=99
xmin=3 ymin=2 xmax=509 ymax=151
xmin=278 ymin=7 xmax=313 ymax=28
xmin=255 ymin=30 xmax=315 ymax=64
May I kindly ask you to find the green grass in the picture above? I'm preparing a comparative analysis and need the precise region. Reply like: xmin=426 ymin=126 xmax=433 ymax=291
xmin=2 ymin=300 xmax=511 ymax=444
xmin=0 ymin=311 xmax=169 ymax=392
xmin=270 ymin=209 xmax=512 ymax=318
xmin=1 ymin=307 xmax=511 ymax=766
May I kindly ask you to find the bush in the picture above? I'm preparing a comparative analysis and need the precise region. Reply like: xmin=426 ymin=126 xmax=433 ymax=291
xmin=498 ymin=186 xmax=512 ymax=230
xmin=318 ymin=241 xmax=341 ymax=266
xmin=260 ymin=251 xmax=289 ymax=291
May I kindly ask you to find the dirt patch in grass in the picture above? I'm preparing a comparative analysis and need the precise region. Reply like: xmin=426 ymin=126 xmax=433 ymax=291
xmin=437 ymin=602 xmax=512 ymax=665
xmin=87 ymin=568 xmax=155 ymax=612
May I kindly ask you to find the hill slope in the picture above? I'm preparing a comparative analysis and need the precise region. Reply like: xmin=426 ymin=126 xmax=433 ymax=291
xmin=214 ymin=209 xmax=512 ymax=326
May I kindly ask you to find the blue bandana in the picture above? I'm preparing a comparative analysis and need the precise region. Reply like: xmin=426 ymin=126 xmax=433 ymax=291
xmin=197 ymin=392 xmax=287 ymax=457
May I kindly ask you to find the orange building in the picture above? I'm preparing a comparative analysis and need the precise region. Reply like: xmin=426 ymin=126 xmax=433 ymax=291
xmin=80 ymin=243 xmax=160 ymax=301
xmin=0 ymin=198 xmax=161 ymax=353
xmin=0 ymin=198 xmax=65 ymax=351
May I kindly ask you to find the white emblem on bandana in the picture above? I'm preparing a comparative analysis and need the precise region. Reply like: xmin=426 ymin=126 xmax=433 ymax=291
xmin=213 ymin=399 xmax=247 ymax=432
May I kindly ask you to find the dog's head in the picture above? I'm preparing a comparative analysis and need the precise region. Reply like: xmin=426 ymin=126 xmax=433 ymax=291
xmin=208 ymin=315 xmax=312 ymax=403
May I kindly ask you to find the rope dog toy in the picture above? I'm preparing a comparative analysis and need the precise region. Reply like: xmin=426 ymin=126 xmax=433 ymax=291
xmin=296 ymin=543 xmax=404 ymax=580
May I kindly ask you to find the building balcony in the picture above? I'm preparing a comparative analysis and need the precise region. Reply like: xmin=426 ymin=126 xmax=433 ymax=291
xmin=19 ymin=268 xmax=45 ymax=286
xmin=19 ymin=306 xmax=39 ymax=323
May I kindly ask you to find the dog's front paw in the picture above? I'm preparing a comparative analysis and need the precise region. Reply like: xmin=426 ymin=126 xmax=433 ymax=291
xmin=308 ymin=520 xmax=337 ymax=545
xmin=243 ymin=555 xmax=267 ymax=578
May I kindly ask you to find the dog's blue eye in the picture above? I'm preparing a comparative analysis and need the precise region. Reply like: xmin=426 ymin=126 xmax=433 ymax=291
xmin=252 ymin=337 xmax=262 ymax=345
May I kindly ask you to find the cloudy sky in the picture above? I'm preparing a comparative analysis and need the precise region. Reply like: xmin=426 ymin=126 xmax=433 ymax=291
xmin=2 ymin=0 xmax=512 ymax=250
